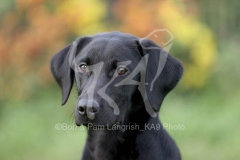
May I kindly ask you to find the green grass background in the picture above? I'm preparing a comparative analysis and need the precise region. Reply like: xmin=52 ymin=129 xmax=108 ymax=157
xmin=1 ymin=42 xmax=240 ymax=160
xmin=1 ymin=86 xmax=239 ymax=160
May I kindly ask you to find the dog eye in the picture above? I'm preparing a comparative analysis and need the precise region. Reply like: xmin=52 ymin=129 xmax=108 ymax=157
xmin=117 ymin=67 xmax=128 ymax=75
xmin=79 ymin=64 xmax=87 ymax=73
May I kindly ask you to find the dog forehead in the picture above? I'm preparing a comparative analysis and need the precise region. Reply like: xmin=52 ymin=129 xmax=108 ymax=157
xmin=78 ymin=36 xmax=139 ymax=63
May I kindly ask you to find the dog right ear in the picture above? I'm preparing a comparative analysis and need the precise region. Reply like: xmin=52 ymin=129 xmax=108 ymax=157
xmin=50 ymin=43 xmax=75 ymax=105
xmin=50 ymin=37 xmax=92 ymax=105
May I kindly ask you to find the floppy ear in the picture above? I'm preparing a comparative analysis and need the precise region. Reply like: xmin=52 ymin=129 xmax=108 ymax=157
xmin=138 ymin=39 xmax=184 ymax=111
xmin=50 ymin=43 xmax=75 ymax=105
xmin=50 ymin=37 xmax=92 ymax=105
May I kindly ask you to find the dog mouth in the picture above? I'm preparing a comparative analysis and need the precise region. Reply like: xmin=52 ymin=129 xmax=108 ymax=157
xmin=76 ymin=120 xmax=122 ymax=127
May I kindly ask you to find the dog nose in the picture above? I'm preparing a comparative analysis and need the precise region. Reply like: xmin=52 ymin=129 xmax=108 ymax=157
xmin=77 ymin=100 xmax=100 ymax=115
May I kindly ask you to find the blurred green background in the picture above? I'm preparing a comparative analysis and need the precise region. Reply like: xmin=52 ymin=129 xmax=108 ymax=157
xmin=0 ymin=0 xmax=239 ymax=159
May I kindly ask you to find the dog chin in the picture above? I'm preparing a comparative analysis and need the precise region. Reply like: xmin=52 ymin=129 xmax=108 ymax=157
xmin=75 ymin=119 xmax=121 ymax=127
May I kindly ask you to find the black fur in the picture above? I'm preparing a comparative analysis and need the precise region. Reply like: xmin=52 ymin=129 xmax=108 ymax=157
xmin=50 ymin=31 xmax=183 ymax=160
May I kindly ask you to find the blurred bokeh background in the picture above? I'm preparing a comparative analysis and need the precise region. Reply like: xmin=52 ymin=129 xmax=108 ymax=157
xmin=0 ymin=0 xmax=239 ymax=159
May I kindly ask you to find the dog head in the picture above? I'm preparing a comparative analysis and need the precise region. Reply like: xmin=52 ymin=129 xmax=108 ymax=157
xmin=50 ymin=31 xmax=183 ymax=126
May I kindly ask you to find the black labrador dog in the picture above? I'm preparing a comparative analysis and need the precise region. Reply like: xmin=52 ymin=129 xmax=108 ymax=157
xmin=50 ymin=31 xmax=183 ymax=160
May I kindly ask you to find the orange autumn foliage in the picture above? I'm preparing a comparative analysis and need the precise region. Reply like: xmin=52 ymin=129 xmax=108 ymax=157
xmin=0 ymin=0 xmax=217 ymax=100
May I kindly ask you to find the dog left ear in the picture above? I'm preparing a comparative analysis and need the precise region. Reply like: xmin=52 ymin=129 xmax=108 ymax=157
xmin=138 ymin=39 xmax=184 ymax=111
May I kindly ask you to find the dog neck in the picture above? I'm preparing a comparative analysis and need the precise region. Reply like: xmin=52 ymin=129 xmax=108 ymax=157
xmin=84 ymin=106 xmax=162 ymax=160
